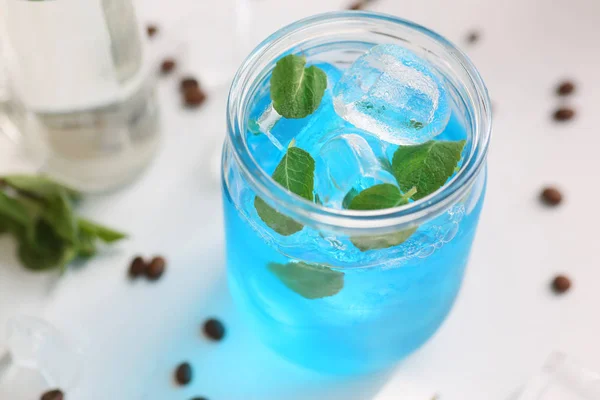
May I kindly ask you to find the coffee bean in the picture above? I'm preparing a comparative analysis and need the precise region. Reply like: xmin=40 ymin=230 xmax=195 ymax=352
xmin=146 ymin=256 xmax=166 ymax=281
xmin=129 ymin=256 xmax=147 ymax=278
xmin=190 ymin=397 xmax=208 ymax=400
xmin=180 ymin=77 xmax=200 ymax=92
xmin=347 ymin=1 xmax=364 ymax=10
xmin=466 ymin=30 xmax=480 ymax=44
xmin=175 ymin=362 xmax=193 ymax=385
xmin=41 ymin=389 xmax=64 ymax=400
xmin=160 ymin=59 xmax=176 ymax=75
xmin=147 ymin=24 xmax=158 ymax=38
xmin=540 ymin=187 xmax=563 ymax=206
xmin=553 ymin=107 xmax=575 ymax=121
xmin=184 ymin=88 xmax=207 ymax=108
xmin=556 ymin=81 xmax=575 ymax=96
xmin=551 ymin=275 xmax=571 ymax=294
xmin=203 ymin=318 xmax=225 ymax=341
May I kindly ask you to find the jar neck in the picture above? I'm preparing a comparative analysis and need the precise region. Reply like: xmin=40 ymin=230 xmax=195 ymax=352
xmin=226 ymin=11 xmax=492 ymax=235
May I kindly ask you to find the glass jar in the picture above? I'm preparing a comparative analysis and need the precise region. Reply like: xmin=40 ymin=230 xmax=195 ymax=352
xmin=222 ymin=12 xmax=491 ymax=374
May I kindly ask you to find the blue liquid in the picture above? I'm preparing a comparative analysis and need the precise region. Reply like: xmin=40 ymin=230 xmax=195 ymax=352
xmin=223 ymin=61 xmax=486 ymax=374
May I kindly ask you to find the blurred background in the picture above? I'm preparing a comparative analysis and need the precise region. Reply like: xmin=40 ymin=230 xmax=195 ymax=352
xmin=0 ymin=0 xmax=599 ymax=399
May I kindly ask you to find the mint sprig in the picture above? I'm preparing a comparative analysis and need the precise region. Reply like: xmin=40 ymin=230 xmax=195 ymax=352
xmin=0 ymin=175 xmax=127 ymax=271
xmin=392 ymin=140 xmax=466 ymax=200
xmin=254 ymin=146 xmax=315 ymax=236
xmin=268 ymin=261 xmax=344 ymax=299
xmin=270 ymin=54 xmax=327 ymax=119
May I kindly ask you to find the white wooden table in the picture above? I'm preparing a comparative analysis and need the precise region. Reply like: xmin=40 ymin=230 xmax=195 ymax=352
xmin=1 ymin=0 xmax=599 ymax=398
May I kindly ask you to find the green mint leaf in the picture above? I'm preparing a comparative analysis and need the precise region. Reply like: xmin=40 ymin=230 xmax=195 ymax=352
xmin=347 ymin=184 xmax=418 ymax=251
xmin=254 ymin=198 xmax=303 ymax=236
xmin=3 ymin=176 xmax=79 ymax=243
xmin=254 ymin=147 xmax=315 ymax=236
xmin=348 ymin=184 xmax=416 ymax=211
xmin=76 ymin=228 xmax=97 ymax=258
xmin=342 ymin=188 xmax=359 ymax=209
xmin=350 ymin=227 xmax=418 ymax=251
xmin=40 ymin=188 xmax=77 ymax=244
xmin=270 ymin=54 xmax=327 ymax=119
xmin=0 ymin=192 xmax=30 ymax=226
xmin=17 ymin=219 xmax=68 ymax=271
xmin=78 ymin=218 xmax=127 ymax=243
xmin=272 ymin=147 xmax=315 ymax=201
xmin=3 ymin=175 xmax=81 ymax=202
xmin=268 ymin=262 xmax=344 ymax=299
xmin=392 ymin=140 xmax=466 ymax=201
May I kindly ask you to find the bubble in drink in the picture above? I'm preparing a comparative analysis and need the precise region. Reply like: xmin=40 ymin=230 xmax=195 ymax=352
xmin=315 ymin=132 xmax=397 ymax=209
xmin=333 ymin=44 xmax=451 ymax=145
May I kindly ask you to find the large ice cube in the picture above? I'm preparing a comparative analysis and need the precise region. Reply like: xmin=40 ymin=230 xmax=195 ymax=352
xmin=333 ymin=44 xmax=451 ymax=145
xmin=315 ymin=132 xmax=397 ymax=209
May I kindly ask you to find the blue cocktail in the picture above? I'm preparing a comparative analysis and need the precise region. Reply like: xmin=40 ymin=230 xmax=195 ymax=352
xmin=222 ymin=12 xmax=491 ymax=374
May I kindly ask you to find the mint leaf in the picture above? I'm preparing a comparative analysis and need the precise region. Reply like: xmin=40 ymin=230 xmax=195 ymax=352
xmin=3 ymin=175 xmax=81 ymax=202
xmin=268 ymin=261 xmax=344 ymax=299
xmin=347 ymin=184 xmax=418 ymax=251
xmin=254 ymin=147 xmax=315 ymax=236
xmin=254 ymin=197 xmax=303 ymax=236
xmin=78 ymin=218 xmax=127 ymax=243
xmin=270 ymin=54 xmax=327 ymax=119
xmin=350 ymin=227 xmax=418 ymax=251
xmin=347 ymin=184 xmax=416 ymax=211
xmin=392 ymin=140 xmax=466 ymax=200
xmin=76 ymin=228 xmax=97 ymax=258
xmin=0 ymin=192 xmax=30 ymax=226
xmin=3 ymin=176 xmax=79 ymax=243
xmin=43 ymin=189 xmax=77 ymax=244
xmin=17 ymin=219 xmax=69 ymax=271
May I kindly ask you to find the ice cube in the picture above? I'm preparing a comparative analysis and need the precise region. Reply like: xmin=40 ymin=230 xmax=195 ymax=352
xmin=315 ymin=132 xmax=397 ymax=209
xmin=333 ymin=44 xmax=451 ymax=145
xmin=1 ymin=316 xmax=82 ymax=390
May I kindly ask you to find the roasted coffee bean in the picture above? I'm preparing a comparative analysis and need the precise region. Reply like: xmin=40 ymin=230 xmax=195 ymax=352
xmin=540 ymin=187 xmax=563 ymax=206
xmin=147 ymin=24 xmax=158 ymax=38
xmin=160 ymin=59 xmax=176 ymax=75
xmin=347 ymin=1 xmax=364 ymax=10
xmin=551 ymin=275 xmax=571 ymax=294
xmin=466 ymin=30 xmax=480 ymax=44
xmin=41 ymin=389 xmax=64 ymax=400
xmin=203 ymin=318 xmax=225 ymax=341
xmin=146 ymin=256 xmax=166 ymax=281
xmin=553 ymin=107 xmax=575 ymax=121
xmin=556 ymin=81 xmax=575 ymax=96
xmin=129 ymin=256 xmax=147 ymax=278
xmin=180 ymin=77 xmax=200 ymax=92
xmin=184 ymin=88 xmax=207 ymax=108
xmin=175 ymin=362 xmax=193 ymax=385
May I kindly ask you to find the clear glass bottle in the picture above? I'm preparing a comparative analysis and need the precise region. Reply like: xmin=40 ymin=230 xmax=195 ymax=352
xmin=0 ymin=0 xmax=160 ymax=192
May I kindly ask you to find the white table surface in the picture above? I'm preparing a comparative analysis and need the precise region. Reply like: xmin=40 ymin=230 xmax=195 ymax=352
xmin=1 ymin=0 xmax=600 ymax=399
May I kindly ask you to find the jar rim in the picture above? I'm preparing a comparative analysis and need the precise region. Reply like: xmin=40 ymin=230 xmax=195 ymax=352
xmin=226 ymin=11 xmax=492 ymax=233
